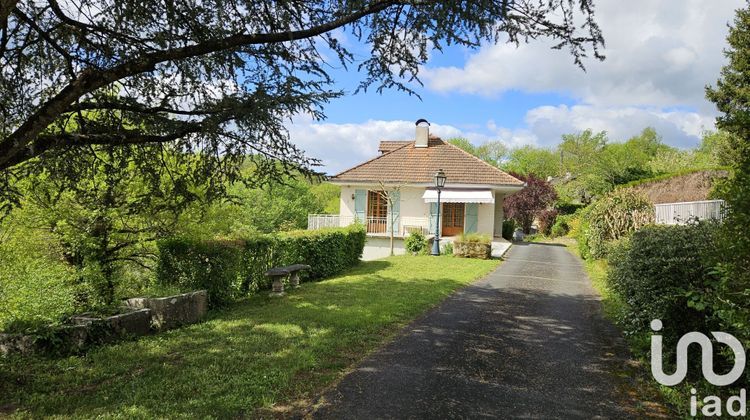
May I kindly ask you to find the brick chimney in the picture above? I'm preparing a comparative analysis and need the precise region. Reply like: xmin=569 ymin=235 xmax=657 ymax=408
xmin=415 ymin=119 xmax=430 ymax=148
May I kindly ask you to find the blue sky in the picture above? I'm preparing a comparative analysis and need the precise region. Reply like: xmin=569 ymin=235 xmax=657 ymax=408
xmin=287 ymin=0 xmax=745 ymax=175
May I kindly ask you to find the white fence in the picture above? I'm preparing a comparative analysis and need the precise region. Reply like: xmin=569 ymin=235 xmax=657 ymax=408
xmin=307 ymin=214 xmax=429 ymax=236
xmin=654 ymin=200 xmax=726 ymax=225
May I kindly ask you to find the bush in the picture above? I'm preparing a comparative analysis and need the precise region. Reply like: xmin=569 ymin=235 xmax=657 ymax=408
xmin=537 ymin=209 xmax=558 ymax=236
xmin=156 ymin=225 xmax=366 ymax=306
xmin=404 ymin=231 xmax=428 ymax=255
xmin=501 ymin=220 xmax=515 ymax=240
xmin=156 ymin=238 xmax=244 ymax=307
xmin=550 ymin=214 xmax=571 ymax=238
xmin=441 ymin=241 xmax=454 ymax=255
xmin=608 ymin=222 xmax=720 ymax=350
xmin=0 ymin=228 xmax=78 ymax=333
xmin=580 ymin=189 xmax=653 ymax=259
xmin=278 ymin=225 xmax=365 ymax=280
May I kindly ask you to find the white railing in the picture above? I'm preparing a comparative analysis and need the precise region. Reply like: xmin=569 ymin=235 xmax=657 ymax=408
xmin=307 ymin=214 xmax=429 ymax=236
xmin=655 ymin=200 xmax=726 ymax=225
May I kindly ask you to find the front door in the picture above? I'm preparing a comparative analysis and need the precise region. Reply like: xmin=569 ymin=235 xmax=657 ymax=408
xmin=442 ymin=202 xmax=465 ymax=236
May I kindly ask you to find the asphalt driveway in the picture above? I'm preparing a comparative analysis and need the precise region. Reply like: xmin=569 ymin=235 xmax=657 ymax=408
xmin=311 ymin=242 xmax=645 ymax=419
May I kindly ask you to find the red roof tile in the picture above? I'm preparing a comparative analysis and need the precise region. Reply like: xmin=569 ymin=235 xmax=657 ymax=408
xmin=332 ymin=138 xmax=523 ymax=186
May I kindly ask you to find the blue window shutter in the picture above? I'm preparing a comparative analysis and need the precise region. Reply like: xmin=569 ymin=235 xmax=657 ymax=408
xmin=429 ymin=202 xmax=439 ymax=235
xmin=465 ymin=203 xmax=478 ymax=233
xmin=354 ymin=189 xmax=366 ymax=222
xmin=387 ymin=191 xmax=400 ymax=235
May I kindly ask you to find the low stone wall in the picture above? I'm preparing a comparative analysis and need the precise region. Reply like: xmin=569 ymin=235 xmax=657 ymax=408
xmin=71 ymin=308 xmax=152 ymax=337
xmin=1 ymin=309 xmax=152 ymax=357
xmin=124 ymin=290 xmax=207 ymax=330
xmin=454 ymin=241 xmax=492 ymax=259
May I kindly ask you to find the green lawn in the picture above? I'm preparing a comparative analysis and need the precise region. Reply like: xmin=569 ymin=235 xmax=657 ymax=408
xmin=0 ymin=255 xmax=499 ymax=418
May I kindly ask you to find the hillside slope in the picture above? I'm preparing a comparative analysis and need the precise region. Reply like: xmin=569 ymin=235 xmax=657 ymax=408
xmin=624 ymin=169 xmax=728 ymax=204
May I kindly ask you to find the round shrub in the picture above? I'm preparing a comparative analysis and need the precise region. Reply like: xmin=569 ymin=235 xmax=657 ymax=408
xmin=608 ymin=222 xmax=720 ymax=346
xmin=404 ymin=230 xmax=427 ymax=255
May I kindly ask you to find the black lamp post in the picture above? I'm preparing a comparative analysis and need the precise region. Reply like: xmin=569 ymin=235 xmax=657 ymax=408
xmin=431 ymin=169 xmax=447 ymax=256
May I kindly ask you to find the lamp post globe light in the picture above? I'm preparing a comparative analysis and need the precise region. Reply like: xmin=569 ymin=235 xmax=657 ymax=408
xmin=431 ymin=169 xmax=447 ymax=256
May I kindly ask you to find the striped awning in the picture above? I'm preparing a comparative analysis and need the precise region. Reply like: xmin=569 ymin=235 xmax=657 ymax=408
xmin=422 ymin=189 xmax=494 ymax=204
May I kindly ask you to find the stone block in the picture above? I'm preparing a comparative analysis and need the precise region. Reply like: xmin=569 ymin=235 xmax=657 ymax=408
xmin=124 ymin=290 xmax=207 ymax=330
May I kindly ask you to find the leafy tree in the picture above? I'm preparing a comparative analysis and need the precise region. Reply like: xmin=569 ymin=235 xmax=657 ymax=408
xmin=502 ymin=145 xmax=560 ymax=179
xmin=448 ymin=138 xmax=508 ymax=167
xmin=18 ymin=144 xmax=202 ymax=307
xmin=697 ymin=130 xmax=740 ymax=167
xmin=556 ymin=128 xmax=664 ymax=201
xmin=503 ymin=173 xmax=557 ymax=234
xmin=1 ymin=1 xmax=604 ymax=209
xmin=705 ymin=3 xmax=750 ymax=339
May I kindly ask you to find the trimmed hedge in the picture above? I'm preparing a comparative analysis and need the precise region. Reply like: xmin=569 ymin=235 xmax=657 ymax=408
xmin=155 ymin=239 xmax=244 ymax=307
xmin=156 ymin=225 xmax=366 ymax=307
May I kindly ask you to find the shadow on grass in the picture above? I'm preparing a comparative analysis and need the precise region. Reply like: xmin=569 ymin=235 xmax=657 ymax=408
xmin=0 ymin=257 xmax=495 ymax=418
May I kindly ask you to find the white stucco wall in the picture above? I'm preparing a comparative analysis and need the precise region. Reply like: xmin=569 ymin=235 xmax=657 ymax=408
xmin=335 ymin=184 xmax=501 ymax=237
xmin=476 ymin=202 xmax=495 ymax=237
xmin=339 ymin=186 xmax=356 ymax=219
xmin=493 ymin=193 xmax=505 ymax=237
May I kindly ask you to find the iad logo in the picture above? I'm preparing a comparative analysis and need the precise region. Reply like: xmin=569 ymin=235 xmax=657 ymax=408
xmin=650 ymin=319 xmax=746 ymax=386
xmin=650 ymin=319 xmax=748 ymax=417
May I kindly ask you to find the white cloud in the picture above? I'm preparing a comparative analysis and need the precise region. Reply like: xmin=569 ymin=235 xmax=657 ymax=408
xmin=289 ymin=106 xmax=712 ymax=174
xmin=287 ymin=118 xmax=463 ymax=175
xmin=422 ymin=0 xmax=743 ymax=110
xmin=520 ymin=105 xmax=714 ymax=148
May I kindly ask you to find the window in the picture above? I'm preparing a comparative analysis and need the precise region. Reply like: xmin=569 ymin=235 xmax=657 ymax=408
xmin=367 ymin=190 xmax=388 ymax=233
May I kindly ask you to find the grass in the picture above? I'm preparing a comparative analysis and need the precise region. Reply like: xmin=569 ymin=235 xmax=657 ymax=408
xmin=0 ymin=255 xmax=499 ymax=418
xmin=564 ymin=240 xmax=628 ymax=322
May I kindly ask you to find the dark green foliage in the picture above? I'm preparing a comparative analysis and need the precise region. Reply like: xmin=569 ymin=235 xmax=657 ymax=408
xmin=278 ymin=226 xmax=366 ymax=280
xmin=537 ymin=209 xmax=558 ymax=236
xmin=608 ymin=223 xmax=722 ymax=365
xmin=550 ymin=215 xmax=571 ymax=238
xmin=241 ymin=236 xmax=280 ymax=293
xmin=404 ymin=231 xmax=428 ymax=254
xmin=706 ymin=4 xmax=750 ymax=350
xmin=501 ymin=220 xmax=515 ymax=241
xmin=156 ymin=238 xmax=244 ymax=307
xmin=1 ymin=0 xmax=604 ymax=212
xmin=156 ymin=225 xmax=366 ymax=306
xmin=554 ymin=201 xmax=586 ymax=215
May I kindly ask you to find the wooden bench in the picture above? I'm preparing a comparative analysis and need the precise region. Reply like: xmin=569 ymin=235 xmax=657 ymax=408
xmin=264 ymin=264 xmax=311 ymax=296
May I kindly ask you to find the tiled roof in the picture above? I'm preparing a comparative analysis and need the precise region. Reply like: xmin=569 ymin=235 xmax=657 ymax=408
xmin=332 ymin=138 xmax=524 ymax=186
xmin=378 ymin=140 xmax=412 ymax=153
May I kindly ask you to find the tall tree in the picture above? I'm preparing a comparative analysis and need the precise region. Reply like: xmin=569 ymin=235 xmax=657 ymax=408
xmin=502 ymin=145 xmax=560 ymax=179
xmin=705 ymin=3 xmax=750 ymax=335
xmin=448 ymin=137 xmax=508 ymax=167
xmin=0 ymin=0 xmax=604 ymax=209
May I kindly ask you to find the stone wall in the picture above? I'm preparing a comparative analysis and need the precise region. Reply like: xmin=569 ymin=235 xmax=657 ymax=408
xmin=454 ymin=241 xmax=492 ymax=259
xmin=124 ymin=290 xmax=208 ymax=330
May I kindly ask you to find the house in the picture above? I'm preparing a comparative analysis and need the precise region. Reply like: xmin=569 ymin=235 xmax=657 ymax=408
xmin=307 ymin=119 xmax=525 ymax=259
